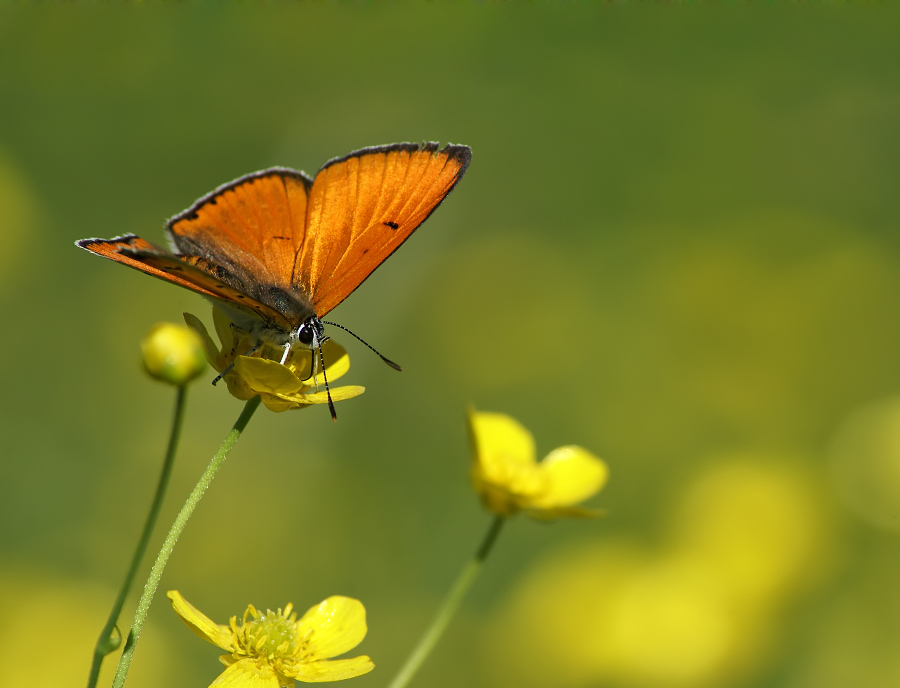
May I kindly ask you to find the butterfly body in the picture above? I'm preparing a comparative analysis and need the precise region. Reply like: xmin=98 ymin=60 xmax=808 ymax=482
xmin=78 ymin=142 xmax=471 ymax=366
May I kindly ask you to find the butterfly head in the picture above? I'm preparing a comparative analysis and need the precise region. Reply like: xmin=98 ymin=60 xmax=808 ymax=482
xmin=293 ymin=316 xmax=329 ymax=351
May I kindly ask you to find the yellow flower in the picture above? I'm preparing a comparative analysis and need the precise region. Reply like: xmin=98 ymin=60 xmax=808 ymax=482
xmin=184 ymin=308 xmax=364 ymax=412
xmin=467 ymin=408 xmax=608 ymax=519
xmin=167 ymin=590 xmax=374 ymax=687
xmin=141 ymin=322 xmax=207 ymax=385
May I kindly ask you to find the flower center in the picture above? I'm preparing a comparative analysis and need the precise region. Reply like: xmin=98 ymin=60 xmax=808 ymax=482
xmin=243 ymin=610 xmax=298 ymax=660
xmin=491 ymin=454 xmax=547 ymax=498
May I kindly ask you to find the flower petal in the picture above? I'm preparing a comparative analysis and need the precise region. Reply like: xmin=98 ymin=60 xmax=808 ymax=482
xmin=320 ymin=340 xmax=351 ymax=381
xmin=468 ymin=409 xmax=536 ymax=470
xmin=258 ymin=394 xmax=304 ymax=413
xmin=284 ymin=340 xmax=351 ymax=383
xmin=167 ymin=591 xmax=234 ymax=651
xmin=530 ymin=445 xmax=609 ymax=508
xmin=212 ymin=307 xmax=238 ymax=354
xmin=183 ymin=313 xmax=221 ymax=364
xmin=235 ymin=357 xmax=305 ymax=395
xmin=296 ymin=596 xmax=368 ymax=660
xmin=288 ymin=386 xmax=366 ymax=405
xmin=209 ymin=658 xmax=280 ymax=688
xmin=524 ymin=505 xmax=607 ymax=520
xmin=223 ymin=374 xmax=261 ymax=401
xmin=286 ymin=657 xmax=374 ymax=683
xmin=257 ymin=385 xmax=366 ymax=412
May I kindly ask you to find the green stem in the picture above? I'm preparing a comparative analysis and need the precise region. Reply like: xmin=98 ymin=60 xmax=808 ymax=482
xmin=387 ymin=515 xmax=506 ymax=688
xmin=86 ymin=386 xmax=188 ymax=688
xmin=111 ymin=396 xmax=261 ymax=688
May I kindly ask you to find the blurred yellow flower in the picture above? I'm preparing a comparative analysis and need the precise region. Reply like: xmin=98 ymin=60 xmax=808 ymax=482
xmin=167 ymin=591 xmax=374 ymax=687
xmin=485 ymin=541 xmax=739 ymax=688
xmin=484 ymin=457 xmax=831 ymax=688
xmin=467 ymin=408 xmax=608 ymax=518
xmin=670 ymin=456 xmax=829 ymax=608
xmin=184 ymin=308 xmax=364 ymax=412
xmin=0 ymin=572 xmax=167 ymax=688
xmin=141 ymin=322 xmax=207 ymax=385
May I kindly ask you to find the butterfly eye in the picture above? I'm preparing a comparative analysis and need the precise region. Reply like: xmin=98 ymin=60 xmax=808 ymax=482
xmin=295 ymin=317 xmax=325 ymax=348
xmin=296 ymin=325 xmax=315 ymax=346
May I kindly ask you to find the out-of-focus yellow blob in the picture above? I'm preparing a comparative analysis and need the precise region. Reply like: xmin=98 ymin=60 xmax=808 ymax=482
xmin=483 ymin=458 xmax=831 ymax=688
xmin=670 ymin=456 xmax=829 ymax=606
xmin=830 ymin=397 xmax=900 ymax=531
xmin=482 ymin=541 xmax=647 ymax=688
xmin=483 ymin=542 xmax=747 ymax=688
xmin=608 ymin=555 xmax=736 ymax=686
xmin=0 ymin=571 xmax=168 ymax=688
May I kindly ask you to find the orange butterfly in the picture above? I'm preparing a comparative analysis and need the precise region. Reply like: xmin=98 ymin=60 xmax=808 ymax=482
xmin=78 ymin=142 xmax=471 ymax=415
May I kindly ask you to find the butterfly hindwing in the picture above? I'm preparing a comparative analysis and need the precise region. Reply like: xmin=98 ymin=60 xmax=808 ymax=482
xmin=295 ymin=142 xmax=471 ymax=316
xmin=77 ymin=235 xmax=290 ymax=327
xmin=121 ymin=250 xmax=293 ymax=328
xmin=77 ymin=235 xmax=220 ymax=298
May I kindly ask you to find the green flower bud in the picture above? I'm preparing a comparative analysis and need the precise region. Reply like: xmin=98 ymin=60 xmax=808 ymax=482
xmin=141 ymin=323 xmax=206 ymax=385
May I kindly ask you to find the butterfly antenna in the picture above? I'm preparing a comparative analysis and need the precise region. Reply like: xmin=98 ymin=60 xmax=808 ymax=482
xmin=316 ymin=343 xmax=337 ymax=421
xmin=212 ymin=342 xmax=262 ymax=385
xmin=320 ymin=320 xmax=402 ymax=371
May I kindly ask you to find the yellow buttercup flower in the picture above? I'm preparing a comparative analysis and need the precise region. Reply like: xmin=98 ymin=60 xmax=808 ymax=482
xmin=184 ymin=308 xmax=365 ymax=412
xmin=167 ymin=591 xmax=374 ymax=687
xmin=467 ymin=408 xmax=608 ymax=519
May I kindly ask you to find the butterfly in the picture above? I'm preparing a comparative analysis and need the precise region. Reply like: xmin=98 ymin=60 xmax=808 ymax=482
xmin=77 ymin=142 xmax=471 ymax=417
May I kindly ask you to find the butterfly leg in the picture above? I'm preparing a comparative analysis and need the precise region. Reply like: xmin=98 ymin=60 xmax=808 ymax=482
xmin=280 ymin=342 xmax=292 ymax=365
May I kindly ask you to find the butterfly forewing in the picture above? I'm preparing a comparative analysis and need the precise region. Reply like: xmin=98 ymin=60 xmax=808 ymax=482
xmin=296 ymin=143 xmax=471 ymax=317
xmin=168 ymin=170 xmax=313 ymax=292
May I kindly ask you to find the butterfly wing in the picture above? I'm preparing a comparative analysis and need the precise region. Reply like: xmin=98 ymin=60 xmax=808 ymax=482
xmin=166 ymin=168 xmax=314 ymax=293
xmin=294 ymin=142 xmax=471 ymax=317
xmin=77 ymin=235 xmax=218 ymax=296
xmin=76 ymin=235 xmax=291 ymax=327
xmin=78 ymin=143 xmax=470 ymax=327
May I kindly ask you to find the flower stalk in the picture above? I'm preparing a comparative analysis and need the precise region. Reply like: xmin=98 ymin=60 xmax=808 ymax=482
xmin=112 ymin=395 xmax=262 ymax=688
xmin=387 ymin=515 xmax=506 ymax=688
xmin=86 ymin=385 xmax=188 ymax=688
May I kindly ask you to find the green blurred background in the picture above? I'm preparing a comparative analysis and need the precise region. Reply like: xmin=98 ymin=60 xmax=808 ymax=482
xmin=2 ymin=4 xmax=900 ymax=688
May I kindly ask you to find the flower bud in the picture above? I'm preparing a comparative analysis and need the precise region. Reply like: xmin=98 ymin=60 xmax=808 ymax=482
xmin=141 ymin=323 xmax=206 ymax=385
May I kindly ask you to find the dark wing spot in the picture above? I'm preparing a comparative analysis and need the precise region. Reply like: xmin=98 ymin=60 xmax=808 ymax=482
xmin=165 ymin=266 xmax=184 ymax=272
xmin=362 ymin=249 xmax=369 ymax=254
xmin=383 ymin=221 xmax=399 ymax=230
xmin=272 ymin=235 xmax=291 ymax=240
